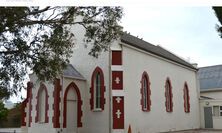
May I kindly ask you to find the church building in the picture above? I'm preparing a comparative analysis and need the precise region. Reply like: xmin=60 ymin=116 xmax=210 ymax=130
xmin=21 ymin=26 xmax=200 ymax=133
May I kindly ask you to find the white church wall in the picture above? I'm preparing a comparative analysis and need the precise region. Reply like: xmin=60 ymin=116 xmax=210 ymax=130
xmin=28 ymin=75 xmax=56 ymax=133
xmin=68 ymin=24 xmax=111 ymax=133
xmin=122 ymin=44 xmax=200 ymax=133
xmin=201 ymin=90 xmax=222 ymax=100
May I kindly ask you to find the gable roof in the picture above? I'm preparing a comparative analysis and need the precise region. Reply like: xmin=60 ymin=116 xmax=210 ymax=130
xmin=120 ymin=33 xmax=197 ymax=70
xmin=63 ymin=64 xmax=85 ymax=80
xmin=200 ymin=96 xmax=214 ymax=100
xmin=198 ymin=65 xmax=222 ymax=91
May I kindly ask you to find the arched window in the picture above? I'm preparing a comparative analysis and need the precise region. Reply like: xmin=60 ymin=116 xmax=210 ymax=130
xmin=140 ymin=71 xmax=151 ymax=111
xmin=90 ymin=67 xmax=105 ymax=111
xmin=184 ymin=82 xmax=190 ymax=113
xmin=165 ymin=78 xmax=173 ymax=112
xmin=35 ymin=83 xmax=49 ymax=123
xmin=95 ymin=72 xmax=101 ymax=109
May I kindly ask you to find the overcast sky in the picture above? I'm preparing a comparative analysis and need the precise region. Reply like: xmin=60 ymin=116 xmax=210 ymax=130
xmin=121 ymin=6 xmax=222 ymax=67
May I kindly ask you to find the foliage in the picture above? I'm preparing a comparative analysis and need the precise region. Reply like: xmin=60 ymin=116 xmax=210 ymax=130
xmin=0 ymin=7 xmax=123 ymax=99
xmin=0 ymin=101 xmax=8 ymax=125
xmin=212 ymin=7 xmax=222 ymax=38
xmin=0 ymin=102 xmax=21 ymax=127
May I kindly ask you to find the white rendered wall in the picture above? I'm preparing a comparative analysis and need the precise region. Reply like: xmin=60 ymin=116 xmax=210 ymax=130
xmin=68 ymin=24 xmax=111 ymax=133
xmin=122 ymin=44 xmax=200 ymax=133
xmin=201 ymin=90 xmax=222 ymax=99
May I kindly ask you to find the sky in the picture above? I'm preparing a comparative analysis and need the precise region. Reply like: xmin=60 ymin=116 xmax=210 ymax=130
xmin=8 ymin=6 xmax=222 ymax=103
xmin=121 ymin=6 xmax=222 ymax=67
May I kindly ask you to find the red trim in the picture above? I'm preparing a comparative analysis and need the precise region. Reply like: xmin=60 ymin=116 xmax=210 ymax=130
xmin=165 ymin=78 xmax=173 ymax=112
xmin=112 ymin=51 xmax=122 ymax=65
xmin=112 ymin=71 xmax=123 ymax=90
xmin=53 ymin=79 xmax=61 ymax=128
xmin=140 ymin=71 xmax=151 ymax=112
xmin=21 ymin=82 xmax=32 ymax=126
xmin=63 ymin=82 xmax=83 ymax=128
xmin=113 ymin=96 xmax=124 ymax=129
xmin=27 ymin=82 xmax=33 ymax=127
xmin=35 ymin=83 xmax=49 ymax=123
xmin=21 ymin=99 xmax=28 ymax=126
xmin=183 ymin=82 xmax=190 ymax=113
xmin=90 ymin=67 xmax=106 ymax=110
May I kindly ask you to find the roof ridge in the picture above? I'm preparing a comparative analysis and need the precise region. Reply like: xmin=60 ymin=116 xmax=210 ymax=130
xmin=157 ymin=45 xmax=193 ymax=66
xmin=121 ymin=33 xmax=197 ymax=70
xmin=199 ymin=64 xmax=222 ymax=69
xmin=122 ymin=33 xmax=156 ymax=47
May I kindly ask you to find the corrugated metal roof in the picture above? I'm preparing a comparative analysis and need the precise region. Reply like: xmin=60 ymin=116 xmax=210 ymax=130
xmin=120 ymin=33 xmax=197 ymax=70
xmin=63 ymin=64 xmax=85 ymax=80
xmin=198 ymin=65 xmax=222 ymax=91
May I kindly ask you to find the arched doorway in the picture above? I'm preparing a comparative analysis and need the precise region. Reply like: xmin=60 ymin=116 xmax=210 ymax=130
xmin=63 ymin=82 xmax=83 ymax=133
xmin=66 ymin=87 xmax=77 ymax=133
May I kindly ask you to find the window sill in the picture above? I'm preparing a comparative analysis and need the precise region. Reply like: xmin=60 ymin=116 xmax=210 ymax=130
xmin=142 ymin=109 xmax=150 ymax=112
xmin=213 ymin=116 xmax=222 ymax=118
xmin=93 ymin=108 xmax=102 ymax=112
xmin=38 ymin=122 xmax=46 ymax=124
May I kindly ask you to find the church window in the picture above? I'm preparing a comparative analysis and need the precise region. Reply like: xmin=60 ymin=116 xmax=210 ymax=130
xmin=36 ymin=84 xmax=49 ymax=123
xmin=141 ymin=71 xmax=151 ymax=111
xmin=184 ymin=82 xmax=190 ymax=113
xmin=90 ymin=67 xmax=106 ymax=111
xmin=95 ymin=72 xmax=101 ymax=109
xmin=165 ymin=78 xmax=173 ymax=112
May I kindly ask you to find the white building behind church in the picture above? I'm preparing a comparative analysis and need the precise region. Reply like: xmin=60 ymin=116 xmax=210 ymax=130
xmin=21 ymin=25 xmax=200 ymax=133
xmin=199 ymin=65 xmax=222 ymax=129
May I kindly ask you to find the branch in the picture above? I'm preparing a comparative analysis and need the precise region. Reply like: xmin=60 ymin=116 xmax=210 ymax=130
xmin=18 ymin=19 xmax=101 ymax=26
xmin=0 ymin=50 xmax=20 ymax=55
xmin=27 ymin=7 xmax=51 ymax=16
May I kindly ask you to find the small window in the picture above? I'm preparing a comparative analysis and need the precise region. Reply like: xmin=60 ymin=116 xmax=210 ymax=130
xmin=95 ymin=72 xmax=101 ymax=109
xmin=220 ymin=106 xmax=222 ymax=116
xmin=213 ymin=106 xmax=219 ymax=116
xmin=39 ymin=88 xmax=46 ymax=122
xmin=165 ymin=78 xmax=173 ymax=112
xmin=141 ymin=71 xmax=151 ymax=111
xmin=90 ymin=67 xmax=106 ymax=111
xmin=36 ymin=84 xmax=49 ymax=123
xmin=143 ymin=78 xmax=148 ymax=110
xmin=184 ymin=83 xmax=190 ymax=113
xmin=213 ymin=106 xmax=222 ymax=117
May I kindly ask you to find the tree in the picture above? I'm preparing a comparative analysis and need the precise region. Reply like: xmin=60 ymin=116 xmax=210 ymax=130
xmin=0 ymin=7 xmax=123 ymax=100
xmin=212 ymin=7 xmax=222 ymax=38
xmin=0 ymin=101 xmax=8 ymax=126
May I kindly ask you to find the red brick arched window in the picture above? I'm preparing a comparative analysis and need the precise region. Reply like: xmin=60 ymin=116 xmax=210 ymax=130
xmin=35 ymin=83 xmax=49 ymax=123
xmin=90 ymin=67 xmax=106 ymax=111
xmin=184 ymin=82 xmax=190 ymax=113
xmin=165 ymin=78 xmax=173 ymax=112
xmin=140 ymin=71 xmax=151 ymax=111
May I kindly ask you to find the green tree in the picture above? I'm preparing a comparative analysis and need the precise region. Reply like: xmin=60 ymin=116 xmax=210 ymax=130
xmin=0 ymin=101 xmax=8 ymax=126
xmin=0 ymin=7 xmax=123 ymax=99
xmin=212 ymin=7 xmax=222 ymax=38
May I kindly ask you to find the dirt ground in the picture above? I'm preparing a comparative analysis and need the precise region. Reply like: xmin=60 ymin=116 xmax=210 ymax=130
xmin=168 ymin=129 xmax=222 ymax=133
